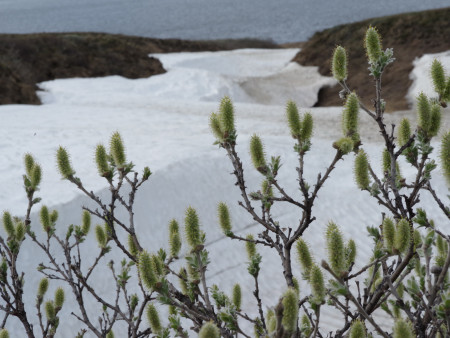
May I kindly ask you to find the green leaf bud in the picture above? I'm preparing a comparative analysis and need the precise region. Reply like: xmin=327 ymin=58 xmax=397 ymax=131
xmin=45 ymin=300 xmax=56 ymax=321
xmin=282 ymin=288 xmax=299 ymax=333
xmin=2 ymin=211 xmax=15 ymax=238
xmin=431 ymin=59 xmax=446 ymax=96
xmin=382 ymin=217 xmax=395 ymax=252
xmin=37 ymin=277 xmax=49 ymax=298
xmin=286 ymin=101 xmax=301 ymax=138
xmin=40 ymin=206 xmax=51 ymax=233
xmin=54 ymin=287 xmax=65 ymax=309
xmin=209 ymin=112 xmax=224 ymax=141
xmin=310 ymin=264 xmax=325 ymax=304
xmin=95 ymin=225 xmax=107 ymax=248
xmin=139 ymin=251 xmax=157 ymax=291
xmin=332 ymin=45 xmax=348 ymax=81
xmin=0 ymin=329 xmax=9 ymax=338
xmin=30 ymin=164 xmax=42 ymax=189
xmin=346 ymin=239 xmax=357 ymax=268
xmin=250 ymin=134 xmax=267 ymax=173
xmin=365 ymin=26 xmax=382 ymax=64
xmin=219 ymin=96 xmax=235 ymax=135
xmin=110 ymin=132 xmax=126 ymax=169
xmin=393 ymin=318 xmax=415 ymax=338
xmin=106 ymin=330 xmax=114 ymax=338
xmin=217 ymin=202 xmax=232 ymax=235
xmin=342 ymin=92 xmax=359 ymax=137
xmin=95 ymin=144 xmax=109 ymax=177
xmin=429 ymin=103 xmax=441 ymax=137
xmin=394 ymin=219 xmax=411 ymax=254
xmin=184 ymin=207 xmax=202 ymax=249
xmin=15 ymin=221 xmax=25 ymax=242
xmin=335 ymin=137 xmax=354 ymax=154
xmin=354 ymin=149 xmax=371 ymax=190
xmin=326 ymin=222 xmax=346 ymax=274
xmin=296 ymin=238 xmax=313 ymax=279
xmin=199 ymin=322 xmax=220 ymax=338
xmin=245 ymin=234 xmax=257 ymax=260
xmin=127 ymin=234 xmax=139 ymax=257
xmin=24 ymin=153 xmax=35 ymax=177
xmin=349 ymin=319 xmax=367 ymax=338
xmin=417 ymin=93 xmax=431 ymax=133
xmin=56 ymin=146 xmax=75 ymax=179
xmin=146 ymin=303 xmax=161 ymax=334
xmin=81 ymin=210 xmax=90 ymax=235
xmin=232 ymin=283 xmax=242 ymax=309
xmin=441 ymin=132 xmax=450 ymax=185
xmin=397 ymin=118 xmax=411 ymax=147
xmin=169 ymin=224 xmax=181 ymax=258
xmin=301 ymin=112 xmax=314 ymax=141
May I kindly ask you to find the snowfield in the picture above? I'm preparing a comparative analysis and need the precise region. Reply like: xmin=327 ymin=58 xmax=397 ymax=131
xmin=0 ymin=48 xmax=449 ymax=336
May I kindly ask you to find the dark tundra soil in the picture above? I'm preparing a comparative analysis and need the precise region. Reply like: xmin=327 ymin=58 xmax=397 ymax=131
xmin=294 ymin=7 xmax=450 ymax=111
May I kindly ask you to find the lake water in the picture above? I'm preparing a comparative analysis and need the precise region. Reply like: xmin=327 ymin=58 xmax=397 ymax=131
xmin=0 ymin=0 xmax=448 ymax=43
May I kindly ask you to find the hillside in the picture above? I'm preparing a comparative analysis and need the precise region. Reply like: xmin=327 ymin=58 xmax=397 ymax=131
xmin=0 ymin=34 xmax=276 ymax=105
xmin=294 ymin=7 xmax=450 ymax=111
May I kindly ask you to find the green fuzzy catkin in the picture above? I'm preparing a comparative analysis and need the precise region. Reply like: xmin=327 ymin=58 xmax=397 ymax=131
xmin=292 ymin=277 xmax=300 ymax=296
xmin=95 ymin=225 xmax=107 ymax=248
xmin=342 ymin=93 xmax=359 ymax=137
xmin=250 ymin=134 xmax=267 ymax=172
xmin=326 ymin=222 xmax=346 ymax=274
xmin=296 ymin=238 xmax=313 ymax=279
xmin=169 ymin=227 xmax=181 ymax=258
xmin=139 ymin=251 xmax=157 ymax=290
xmin=151 ymin=254 xmax=164 ymax=277
xmin=442 ymin=132 xmax=450 ymax=185
xmin=393 ymin=318 xmax=415 ymax=338
xmin=444 ymin=77 xmax=450 ymax=101
xmin=301 ymin=315 xmax=311 ymax=336
xmin=146 ymin=303 xmax=162 ymax=334
xmin=332 ymin=45 xmax=348 ymax=81
xmin=178 ymin=268 xmax=189 ymax=295
xmin=382 ymin=149 xmax=401 ymax=179
xmin=56 ymin=146 xmax=75 ymax=179
xmin=54 ymin=287 xmax=65 ymax=309
xmin=310 ymin=264 xmax=325 ymax=304
xmin=261 ymin=180 xmax=273 ymax=197
xmin=50 ymin=210 xmax=58 ymax=224
xmin=209 ymin=112 xmax=224 ymax=141
xmin=38 ymin=278 xmax=49 ymax=298
xmin=365 ymin=26 xmax=382 ymax=64
xmin=30 ymin=164 xmax=42 ymax=189
xmin=282 ymin=288 xmax=299 ymax=333
xmin=95 ymin=144 xmax=109 ymax=177
xmin=245 ymin=234 xmax=257 ymax=259
xmin=128 ymin=234 xmax=139 ymax=257
xmin=266 ymin=309 xmax=276 ymax=333
xmin=429 ymin=103 xmax=442 ymax=137
xmin=24 ymin=153 xmax=35 ymax=177
xmin=40 ymin=206 xmax=52 ymax=233
xmin=2 ymin=212 xmax=14 ymax=238
xmin=110 ymin=132 xmax=126 ymax=168
xmin=130 ymin=294 xmax=139 ymax=311
xmin=184 ymin=207 xmax=201 ymax=249
xmin=15 ymin=221 xmax=25 ymax=242
xmin=232 ymin=283 xmax=242 ymax=309
xmin=431 ymin=59 xmax=446 ymax=96
xmin=413 ymin=230 xmax=422 ymax=250
xmin=417 ymin=92 xmax=431 ymax=133
xmin=286 ymin=101 xmax=301 ymax=138
xmin=106 ymin=330 xmax=114 ymax=338
xmin=382 ymin=217 xmax=396 ymax=252
xmin=349 ymin=320 xmax=366 ymax=338
xmin=394 ymin=219 xmax=411 ymax=254
xmin=346 ymin=239 xmax=357 ymax=268
xmin=45 ymin=301 xmax=56 ymax=321
xmin=335 ymin=137 xmax=354 ymax=154
xmin=81 ymin=210 xmax=91 ymax=235
xmin=301 ymin=112 xmax=314 ymax=141
xmin=219 ymin=96 xmax=235 ymax=135
xmin=218 ymin=202 xmax=232 ymax=235
xmin=437 ymin=235 xmax=448 ymax=256
xmin=354 ymin=149 xmax=370 ymax=190
xmin=0 ymin=329 xmax=9 ymax=338
xmin=397 ymin=118 xmax=411 ymax=147
xmin=199 ymin=322 xmax=220 ymax=338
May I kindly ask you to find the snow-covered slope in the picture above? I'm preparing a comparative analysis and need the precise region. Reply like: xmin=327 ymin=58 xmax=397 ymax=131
xmin=0 ymin=48 xmax=449 ymax=336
